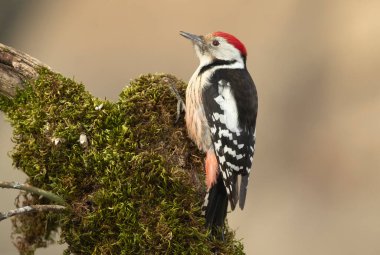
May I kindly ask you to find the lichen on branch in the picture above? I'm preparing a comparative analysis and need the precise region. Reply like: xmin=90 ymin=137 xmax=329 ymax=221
xmin=0 ymin=67 xmax=244 ymax=254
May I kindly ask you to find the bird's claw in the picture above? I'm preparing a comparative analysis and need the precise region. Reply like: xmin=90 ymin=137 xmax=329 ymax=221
xmin=176 ymin=99 xmax=185 ymax=123
xmin=167 ymin=80 xmax=185 ymax=123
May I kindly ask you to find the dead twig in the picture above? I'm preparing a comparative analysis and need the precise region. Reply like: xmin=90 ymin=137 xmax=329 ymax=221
xmin=0 ymin=204 xmax=66 ymax=222
xmin=0 ymin=181 xmax=66 ymax=205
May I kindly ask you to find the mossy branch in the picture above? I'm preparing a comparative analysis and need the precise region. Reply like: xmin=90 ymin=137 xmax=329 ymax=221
xmin=0 ymin=42 xmax=245 ymax=254
xmin=0 ymin=181 xmax=67 ymax=205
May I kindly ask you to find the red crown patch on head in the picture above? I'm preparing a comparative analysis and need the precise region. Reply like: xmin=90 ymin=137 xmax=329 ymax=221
xmin=212 ymin=31 xmax=247 ymax=56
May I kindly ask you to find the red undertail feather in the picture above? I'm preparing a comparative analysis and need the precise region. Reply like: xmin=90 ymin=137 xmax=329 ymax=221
xmin=205 ymin=150 xmax=218 ymax=190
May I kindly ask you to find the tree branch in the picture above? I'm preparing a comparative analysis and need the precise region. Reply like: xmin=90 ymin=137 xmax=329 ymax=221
xmin=0 ymin=42 xmax=244 ymax=254
xmin=0 ymin=43 xmax=49 ymax=98
xmin=0 ymin=204 xmax=66 ymax=222
xmin=0 ymin=181 xmax=66 ymax=205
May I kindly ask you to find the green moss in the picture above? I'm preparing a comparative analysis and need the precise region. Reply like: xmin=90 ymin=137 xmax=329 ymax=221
xmin=1 ymin=68 xmax=245 ymax=254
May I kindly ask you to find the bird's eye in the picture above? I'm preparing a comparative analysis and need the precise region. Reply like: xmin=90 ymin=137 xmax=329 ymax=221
xmin=212 ymin=40 xmax=220 ymax=46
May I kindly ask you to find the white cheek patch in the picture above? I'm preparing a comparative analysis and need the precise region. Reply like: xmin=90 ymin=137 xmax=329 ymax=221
xmin=194 ymin=45 xmax=213 ymax=67
xmin=211 ymin=38 xmax=242 ymax=64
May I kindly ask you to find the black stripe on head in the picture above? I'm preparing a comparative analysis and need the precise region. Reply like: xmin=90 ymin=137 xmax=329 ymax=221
xmin=199 ymin=59 xmax=237 ymax=75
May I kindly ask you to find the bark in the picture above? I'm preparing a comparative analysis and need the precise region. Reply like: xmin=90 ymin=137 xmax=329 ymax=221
xmin=0 ymin=43 xmax=49 ymax=98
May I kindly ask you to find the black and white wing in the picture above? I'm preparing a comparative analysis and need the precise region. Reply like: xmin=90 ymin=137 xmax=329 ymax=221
xmin=202 ymin=68 xmax=258 ymax=210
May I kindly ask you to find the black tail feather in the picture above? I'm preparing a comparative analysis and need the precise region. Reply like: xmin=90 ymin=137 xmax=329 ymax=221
xmin=204 ymin=174 xmax=228 ymax=235
xmin=230 ymin=173 xmax=239 ymax=211
xmin=239 ymin=174 xmax=249 ymax=209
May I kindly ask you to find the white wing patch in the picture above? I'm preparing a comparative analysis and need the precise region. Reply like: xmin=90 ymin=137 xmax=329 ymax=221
xmin=214 ymin=139 xmax=222 ymax=151
xmin=223 ymin=146 xmax=244 ymax=160
xmin=213 ymin=81 xmax=241 ymax=133
xmin=218 ymin=155 xmax=226 ymax=165
xmin=226 ymin=162 xmax=240 ymax=171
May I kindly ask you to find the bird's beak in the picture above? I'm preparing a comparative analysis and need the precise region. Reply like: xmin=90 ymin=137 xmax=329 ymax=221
xmin=180 ymin=31 xmax=203 ymax=45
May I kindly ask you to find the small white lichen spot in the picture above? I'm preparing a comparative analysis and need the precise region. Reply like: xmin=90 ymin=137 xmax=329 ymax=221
xmin=51 ymin=137 xmax=62 ymax=145
xmin=95 ymin=103 xmax=104 ymax=111
xmin=79 ymin=133 xmax=88 ymax=148
xmin=44 ymin=123 xmax=50 ymax=131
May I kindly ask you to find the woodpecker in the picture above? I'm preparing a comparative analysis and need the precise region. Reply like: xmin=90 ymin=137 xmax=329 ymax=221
xmin=180 ymin=31 xmax=258 ymax=231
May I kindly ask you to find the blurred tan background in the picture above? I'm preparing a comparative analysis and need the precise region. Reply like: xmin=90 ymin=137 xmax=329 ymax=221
xmin=1 ymin=0 xmax=380 ymax=254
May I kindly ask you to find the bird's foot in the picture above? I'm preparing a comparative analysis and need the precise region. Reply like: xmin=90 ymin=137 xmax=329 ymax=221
xmin=166 ymin=79 xmax=185 ymax=123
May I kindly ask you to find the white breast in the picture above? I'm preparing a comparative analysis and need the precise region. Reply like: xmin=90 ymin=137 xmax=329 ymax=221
xmin=185 ymin=67 xmax=212 ymax=152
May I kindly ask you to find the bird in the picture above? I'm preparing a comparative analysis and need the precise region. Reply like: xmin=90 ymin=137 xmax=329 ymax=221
xmin=180 ymin=31 xmax=258 ymax=233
